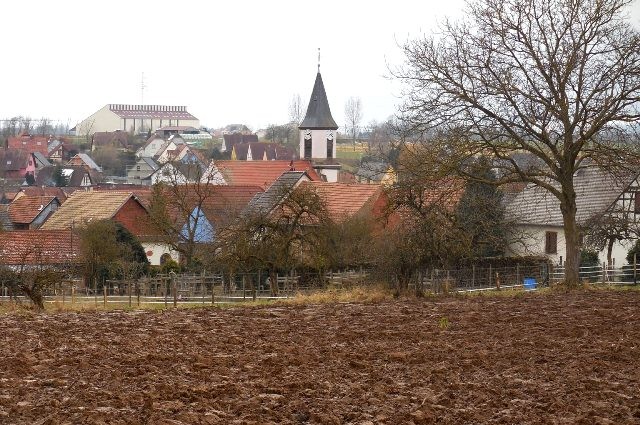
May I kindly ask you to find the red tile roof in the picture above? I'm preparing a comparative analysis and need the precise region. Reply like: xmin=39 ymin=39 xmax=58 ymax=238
xmin=216 ymin=160 xmax=322 ymax=189
xmin=8 ymin=195 xmax=58 ymax=225
xmin=150 ymin=184 xmax=263 ymax=225
xmin=7 ymin=134 xmax=49 ymax=156
xmin=0 ymin=230 xmax=80 ymax=265
xmin=20 ymin=187 xmax=69 ymax=203
xmin=300 ymin=182 xmax=384 ymax=221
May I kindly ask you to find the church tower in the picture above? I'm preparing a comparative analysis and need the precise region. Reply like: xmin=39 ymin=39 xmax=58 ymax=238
xmin=299 ymin=54 xmax=341 ymax=182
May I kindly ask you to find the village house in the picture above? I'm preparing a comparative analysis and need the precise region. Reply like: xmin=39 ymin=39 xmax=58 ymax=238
xmin=47 ymin=138 xmax=73 ymax=163
xmin=67 ymin=153 xmax=103 ymax=173
xmin=41 ymin=191 xmax=149 ymax=236
xmin=126 ymin=157 xmax=160 ymax=185
xmin=140 ymin=184 xmax=262 ymax=265
xmin=135 ymin=134 xmax=166 ymax=158
xmin=504 ymin=166 xmax=640 ymax=267
xmin=91 ymin=130 xmax=129 ymax=151
xmin=35 ymin=165 xmax=94 ymax=187
xmin=0 ymin=149 xmax=31 ymax=180
xmin=6 ymin=133 xmax=50 ymax=156
xmin=1 ymin=194 xmax=61 ymax=230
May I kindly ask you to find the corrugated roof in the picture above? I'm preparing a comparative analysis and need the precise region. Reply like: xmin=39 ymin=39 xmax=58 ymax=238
xmin=108 ymin=104 xmax=198 ymax=121
xmin=8 ymin=195 xmax=58 ymax=225
xmin=299 ymin=72 xmax=338 ymax=130
xmin=41 ymin=191 xmax=138 ymax=230
xmin=0 ymin=230 xmax=79 ymax=265
xmin=504 ymin=167 xmax=632 ymax=226
xmin=215 ymin=160 xmax=322 ymax=189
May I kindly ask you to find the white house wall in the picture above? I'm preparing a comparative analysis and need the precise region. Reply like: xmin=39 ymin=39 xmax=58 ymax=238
xmin=142 ymin=242 xmax=180 ymax=266
xmin=507 ymin=224 xmax=636 ymax=267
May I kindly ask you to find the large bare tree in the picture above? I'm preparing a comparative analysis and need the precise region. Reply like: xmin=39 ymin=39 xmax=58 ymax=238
xmin=288 ymin=94 xmax=304 ymax=125
xmin=344 ymin=97 xmax=363 ymax=149
xmin=396 ymin=0 xmax=640 ymax=287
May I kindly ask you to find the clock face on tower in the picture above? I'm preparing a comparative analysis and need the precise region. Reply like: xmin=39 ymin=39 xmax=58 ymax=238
xmin=326 ymin=130 xmax=334 ymax=140
xmin=304 ymin=130 xmax=312 ymax=140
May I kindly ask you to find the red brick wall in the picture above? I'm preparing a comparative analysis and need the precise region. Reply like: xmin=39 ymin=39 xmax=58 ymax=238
xmin=113 ymin=198 xmax=150 ymax=236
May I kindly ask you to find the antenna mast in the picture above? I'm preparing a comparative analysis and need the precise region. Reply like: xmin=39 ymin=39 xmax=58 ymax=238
xmin=317 ymin=48 xmax=321 ymax=72
xmin=141 ymin=72 xmax=146 ymax=105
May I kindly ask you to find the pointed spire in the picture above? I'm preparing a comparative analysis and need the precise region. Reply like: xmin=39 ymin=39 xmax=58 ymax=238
xmin=299 ymin=68 xmax=338 ymax=130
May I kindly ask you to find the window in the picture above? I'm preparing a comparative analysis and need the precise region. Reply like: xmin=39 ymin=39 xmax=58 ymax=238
xmin=545 ymin=231 xmax=558 ymax=254
xmin=327 ymin=139 xmax=334 ymax=158
xmin=304 ymin=138 xmax=312 ymax=159
xmin=634 ymin=192 xmax=640 ymax=214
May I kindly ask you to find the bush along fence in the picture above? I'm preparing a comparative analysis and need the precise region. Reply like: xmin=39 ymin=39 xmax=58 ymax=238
xmin=0 ymin=269 xmax=370 ymax=307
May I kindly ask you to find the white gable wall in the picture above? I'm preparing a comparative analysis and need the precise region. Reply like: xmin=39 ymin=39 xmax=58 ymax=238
xmin=507 ymin=224 xmax=635 ymax=267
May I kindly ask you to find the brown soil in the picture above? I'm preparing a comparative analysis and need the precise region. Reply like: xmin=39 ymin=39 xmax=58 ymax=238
xmin=1 ymin=290 xmax=640 ymax=424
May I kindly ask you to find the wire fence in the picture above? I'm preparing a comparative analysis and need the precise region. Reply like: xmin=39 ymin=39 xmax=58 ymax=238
xmin=2 ymin=263 xmax=636 ymax=308
xmin=411 ymin=264 xmax=549 ymax=293
xmin=0 ymin=269 xmax=369 ymax=307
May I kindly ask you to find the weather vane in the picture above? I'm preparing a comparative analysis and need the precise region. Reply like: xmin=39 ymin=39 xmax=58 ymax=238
xmin=318 ymin=48 xmax=321 ymax=72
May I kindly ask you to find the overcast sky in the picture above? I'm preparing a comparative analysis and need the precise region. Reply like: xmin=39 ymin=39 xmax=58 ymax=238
xmin=1 ymin=0 xmax=639 ymax=131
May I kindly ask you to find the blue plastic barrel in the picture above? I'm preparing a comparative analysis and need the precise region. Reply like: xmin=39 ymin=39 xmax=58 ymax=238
xmin=523 ymin=277 xmax=537 ymax=290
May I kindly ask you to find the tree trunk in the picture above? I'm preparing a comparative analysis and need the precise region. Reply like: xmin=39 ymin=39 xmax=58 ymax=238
xmin=561 ymin=194 xmax=580 ymax=288
xmin=607 ymin=238 xmax=615 ymax=268
xmin=269 ymin=269 xmax=279 ymax=297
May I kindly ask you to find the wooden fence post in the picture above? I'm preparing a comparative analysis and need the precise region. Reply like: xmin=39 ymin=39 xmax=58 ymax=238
xmin=252 ymin=274 xmax=257 ymax=301
xmin=516 ymin=264 xmax=520 ymax=287
xmin=71 ymin=284 xmax=75 ymax=305
xmin=103 ymin=283 xmax=108 ymax=308
xmin=172 ymin=277 xmax=177 ymax=308
xmin=489 ymin=265 xmax=492 ymax=288
xmin=495 ymin=272 xmax=501 ymax=290
xmin=62 ymin=282 xmax=66 ymax=306
xmin=128 ymin=281 xmax=132 ymax=308
xmin=211 ymin=275 xmax=215 ymax=306
xmin=634 ymin=253 xmax=637 ymax=285
xmin=94 ymin=278 xmax=98 ymax=308
xmin=472 ymin=265 xmax=475 ymax=288
xmin=137 ymin=282 xmax=141 ymax=307
xmin=602 ymin=262 xmax=606 ymax=285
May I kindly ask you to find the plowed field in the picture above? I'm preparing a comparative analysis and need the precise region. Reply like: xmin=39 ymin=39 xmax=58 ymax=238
xmin=1 ymin=290 xmax=640 ymax=424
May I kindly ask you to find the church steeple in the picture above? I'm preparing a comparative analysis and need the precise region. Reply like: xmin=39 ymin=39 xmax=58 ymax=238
xmin=299 ymin=72 xmax=338 ymax=130
xmin=298 ymin=58 xmax=341 ymax=183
